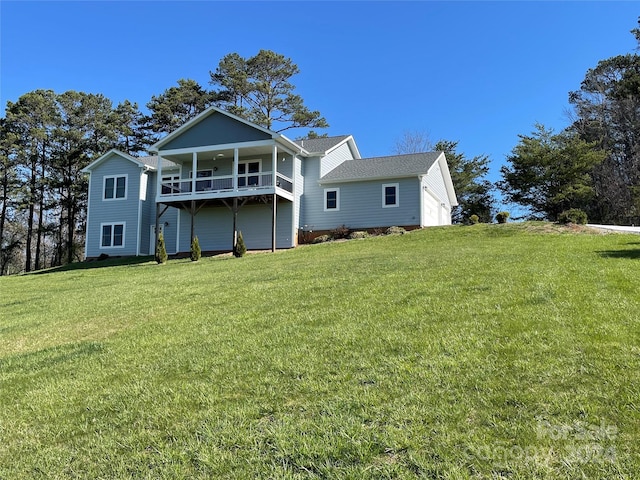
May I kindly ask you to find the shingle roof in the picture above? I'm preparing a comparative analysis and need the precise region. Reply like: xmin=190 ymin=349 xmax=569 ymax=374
xmin=294 ymin=135 xmax=350 ymax=154
xmin=139 ymin=156 xmax=179 ymax=170
xmin=320 ymin=152 xmax=442 ymax=182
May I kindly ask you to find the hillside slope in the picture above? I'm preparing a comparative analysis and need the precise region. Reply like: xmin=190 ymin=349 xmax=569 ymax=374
xmin=1 ymin=223 xmax=639 ymax=478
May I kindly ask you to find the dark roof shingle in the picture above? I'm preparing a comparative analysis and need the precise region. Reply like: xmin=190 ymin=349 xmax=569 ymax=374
xmin=320 ymin=152 xmax=442 ymax=182
xmin=294 ymin=135 xmax=350 ymax=154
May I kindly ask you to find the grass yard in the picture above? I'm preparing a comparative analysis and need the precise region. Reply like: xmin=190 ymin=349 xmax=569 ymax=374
xmin=0 ymin=222 xmax=639 ymax=479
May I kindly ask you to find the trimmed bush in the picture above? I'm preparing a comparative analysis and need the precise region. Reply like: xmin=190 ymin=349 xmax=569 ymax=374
xmin=190 ymin=236 xmax=201 ymax=262
xmin=155 ymin=232 xmax=168 ymax=264
xmin=469 ymin=214 xmax=480 ymax=224
xmin=349 ymin=231 xmax=369 ymax=240
xmin=234 ymin=231 xmax=247 ymax=257
xmin=331 ymin=224 xmax=351 ymax=240
xmin=312 ymin=234 xmax=331 ymax=244
xmin=558 ymin=208 xmax=588 ymax=225
xmin=386 ymin=226 xmax=406 ymax=235
xmin=495 ymin=211 xmax=510 ymax=224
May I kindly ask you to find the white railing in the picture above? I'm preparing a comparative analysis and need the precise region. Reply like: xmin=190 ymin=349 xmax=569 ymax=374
xmin=160 ymin=171 xmax=293 ymax=197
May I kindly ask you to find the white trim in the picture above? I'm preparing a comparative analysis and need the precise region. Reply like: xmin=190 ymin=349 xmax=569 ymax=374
xmin=150 ymin=106 xmax=278 ymax=152
xmin=324 ymin=188 xmax=340 ymax=212
xmin=148 ymin=106 xmax=304 ymax=156
xmin=103 ymin=174 xmax=128 ymax=201
xmin=237 ymin=159 xmax=262 ymax=187
xmin=419 ymin=175 xmax=425 ymax=228
xmin=149 ymin=224 xmax=164 ymax=255
xmin=136 ymin=173 xmax=143 ymax=256
xmin=382 ymin=183 xmax=399 ymax=208
xmin=291 ymin=154 xmax=297 ymax=245
xmin=84 ymin=173 xmax=92 ymax=259
xmin=156 ymin=139 xmax=277 ymax=157
xmin=100 ymin=222 xmax=126 ymax=249
xmin=176 ymin=208 xmax=181 ymax=254
xmin=82 ymin=149 xmax=146 ymax=173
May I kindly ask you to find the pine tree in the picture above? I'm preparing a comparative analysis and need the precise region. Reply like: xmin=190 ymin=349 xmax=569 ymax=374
xmin=155 ymin=232 xmax=168 ymax=264
xmin=190 ymin=235 xmax=201 ymax=261
xmin=234 ymin=231 xmax=247 ymax=257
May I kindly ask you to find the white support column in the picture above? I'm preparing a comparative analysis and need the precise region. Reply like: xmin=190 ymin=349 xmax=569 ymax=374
xmin=272 ymin=144 xmax=277 ymax=188
xmin=191 ymin=152 xmax=198 ymax=194
xmin=291 ymin=154 xmax=297 ymax=246
xmin=157 ymin=155 xmax=163 ymax=201
xmin=233 ymin=148 xmax=239 ymax=190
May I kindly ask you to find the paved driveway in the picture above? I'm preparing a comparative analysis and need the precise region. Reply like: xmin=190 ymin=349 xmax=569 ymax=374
xmin=588 ymin=224 xmax=640 ymax=234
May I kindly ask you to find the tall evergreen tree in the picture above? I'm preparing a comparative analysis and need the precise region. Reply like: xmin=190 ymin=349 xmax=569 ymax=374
xmin=568 ymin=18 xmax=640 ymax=224
xmin=110 ymin=100 xmax=153 ymax=156
xmin=211 ymin=50 xmax=329 ymax=133
xmin=146 ymin=79 xmax=217 ymax=135
xmin=4 ymin=90 xmax=59 ymax=272
xmin=499 ymin=124 xmax=606 ymax=221
xmin=434 ymin=140 xmax=495 ymax=224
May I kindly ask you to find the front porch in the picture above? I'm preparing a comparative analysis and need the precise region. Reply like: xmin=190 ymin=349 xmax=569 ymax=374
xmin=159 ymin=170 xmax=294 ymax=201
xmin=156 ymin=193 xmax=296 ymax=255
xmin=155 ymin=139 xmax=297 ymax=203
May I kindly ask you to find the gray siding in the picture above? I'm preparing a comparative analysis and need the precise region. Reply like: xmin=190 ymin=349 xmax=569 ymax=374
xmin=300 ymin=156 xmax=321 ymax=230
xmin=320 ymin=142 xmax=356 ymax=177
xmin=185 ymin=155 xmax=275 ymax=179
xmin=303 ymin=177 xmax=422 ymax=231
xmin=85 ymin=154 xmax=143 ymax=257
xmin=178 ymin=200 xmax=294 ymax=253
xmin=160 ymin=112 xmax=271 ymax=151
xmin=142 ymin=171 xmax=179 ymax=254
xmin=294 ymin=155 xmax=304 ymax=238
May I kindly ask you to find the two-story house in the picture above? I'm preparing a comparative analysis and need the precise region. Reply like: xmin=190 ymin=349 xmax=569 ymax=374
xmin=82 ymin=107 xmax=457 ymax=258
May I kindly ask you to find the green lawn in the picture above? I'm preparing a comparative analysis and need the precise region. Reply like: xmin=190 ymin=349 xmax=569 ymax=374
xmin=1 ymin=223 xmax=638 ymax=479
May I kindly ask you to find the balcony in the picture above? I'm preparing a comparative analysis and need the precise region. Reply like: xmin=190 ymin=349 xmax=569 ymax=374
xmin=159 ymin=171 xmax=293 ymax=201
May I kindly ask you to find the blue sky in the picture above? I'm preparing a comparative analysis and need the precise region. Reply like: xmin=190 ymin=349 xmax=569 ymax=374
xmin=1 ymin=1 xmax=638 ymax=185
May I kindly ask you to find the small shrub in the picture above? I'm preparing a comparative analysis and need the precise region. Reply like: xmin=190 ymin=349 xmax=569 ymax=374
xmin=155 ymin=232 xmax=168 ymax=264
xmin=234 ymin=231 xmax=247 ymax=257
xmin=495 ymin=211 xmax=510 ymax=224
xmin=558 ymin=208 xmax=588 ymax=225
xmin=371 ymin=228 xmax=385 ymax=236
xmin=312 ymin=234 xmax=331 ymax=244
xmin=330 ymin=224 xmax=350 ymax=240
xmin=349 ymin=231 xmax=369 ymax=240
xmin=97 ymin=253 xmax=110 ymax=261
xmin=190 ymin=235 xmax=201 ymax=261
xmin=469 ymin=214 xmax=480 ymax=224
xmin=386 ymin=226 xmax=406 ymax=235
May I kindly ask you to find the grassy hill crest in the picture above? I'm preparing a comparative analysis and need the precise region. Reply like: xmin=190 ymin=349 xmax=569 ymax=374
xmin=1 ymin=222 xmax=638 ymax=478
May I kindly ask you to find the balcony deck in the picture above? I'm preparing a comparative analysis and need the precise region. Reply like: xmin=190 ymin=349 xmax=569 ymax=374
xmin=158 ymin=171 xmax=293 ymax=202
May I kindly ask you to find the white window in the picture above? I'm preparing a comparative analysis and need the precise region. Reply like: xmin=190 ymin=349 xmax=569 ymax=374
xmin=238 ymin=160 xmax=261 ymax=187
xmin=161 ymin=174 xmax=181 ymax=195
xmin=103 ymin=175 xmax=127 ymax=200
xmin=189 ymin=169 xmax=213 ymax=191
xmin=324 ymin=188 xmax=340 ymax=211
xmin=382 ymin=183 xmax=399 ymax=208
xmin=101 ymin=222 xmax=125 ymax=248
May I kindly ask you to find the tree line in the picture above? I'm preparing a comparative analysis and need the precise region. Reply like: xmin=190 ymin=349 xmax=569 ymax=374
xmin=500 ymin=19 xmax=640 ymax=224
xmin=3 ymin=20 xmax=639 ymax=274
xmin=0 ymin=50 xmax=328 ymax=275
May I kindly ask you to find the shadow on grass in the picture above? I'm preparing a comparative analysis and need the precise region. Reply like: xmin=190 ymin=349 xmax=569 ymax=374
xmin=28 ymin=256 xmax=155 ymax=275
xmin=597 ymin=248 xmax=640 ymax=259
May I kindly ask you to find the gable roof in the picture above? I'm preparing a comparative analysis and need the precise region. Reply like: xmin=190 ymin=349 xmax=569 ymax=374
xmin=294 ymin=135 xmax=349 ymax=154
xmin=139 ymin=156 xmax=179 ymax=170
xmin=294 ymin=135 xmax=361 ymax=159
xmin=149 ymin=106 xmax=303 ymax=155
xmin=319 ymin=152 xmax=443 ymax=182
xmin=81 ymin=149 xmax=149 ymax=173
